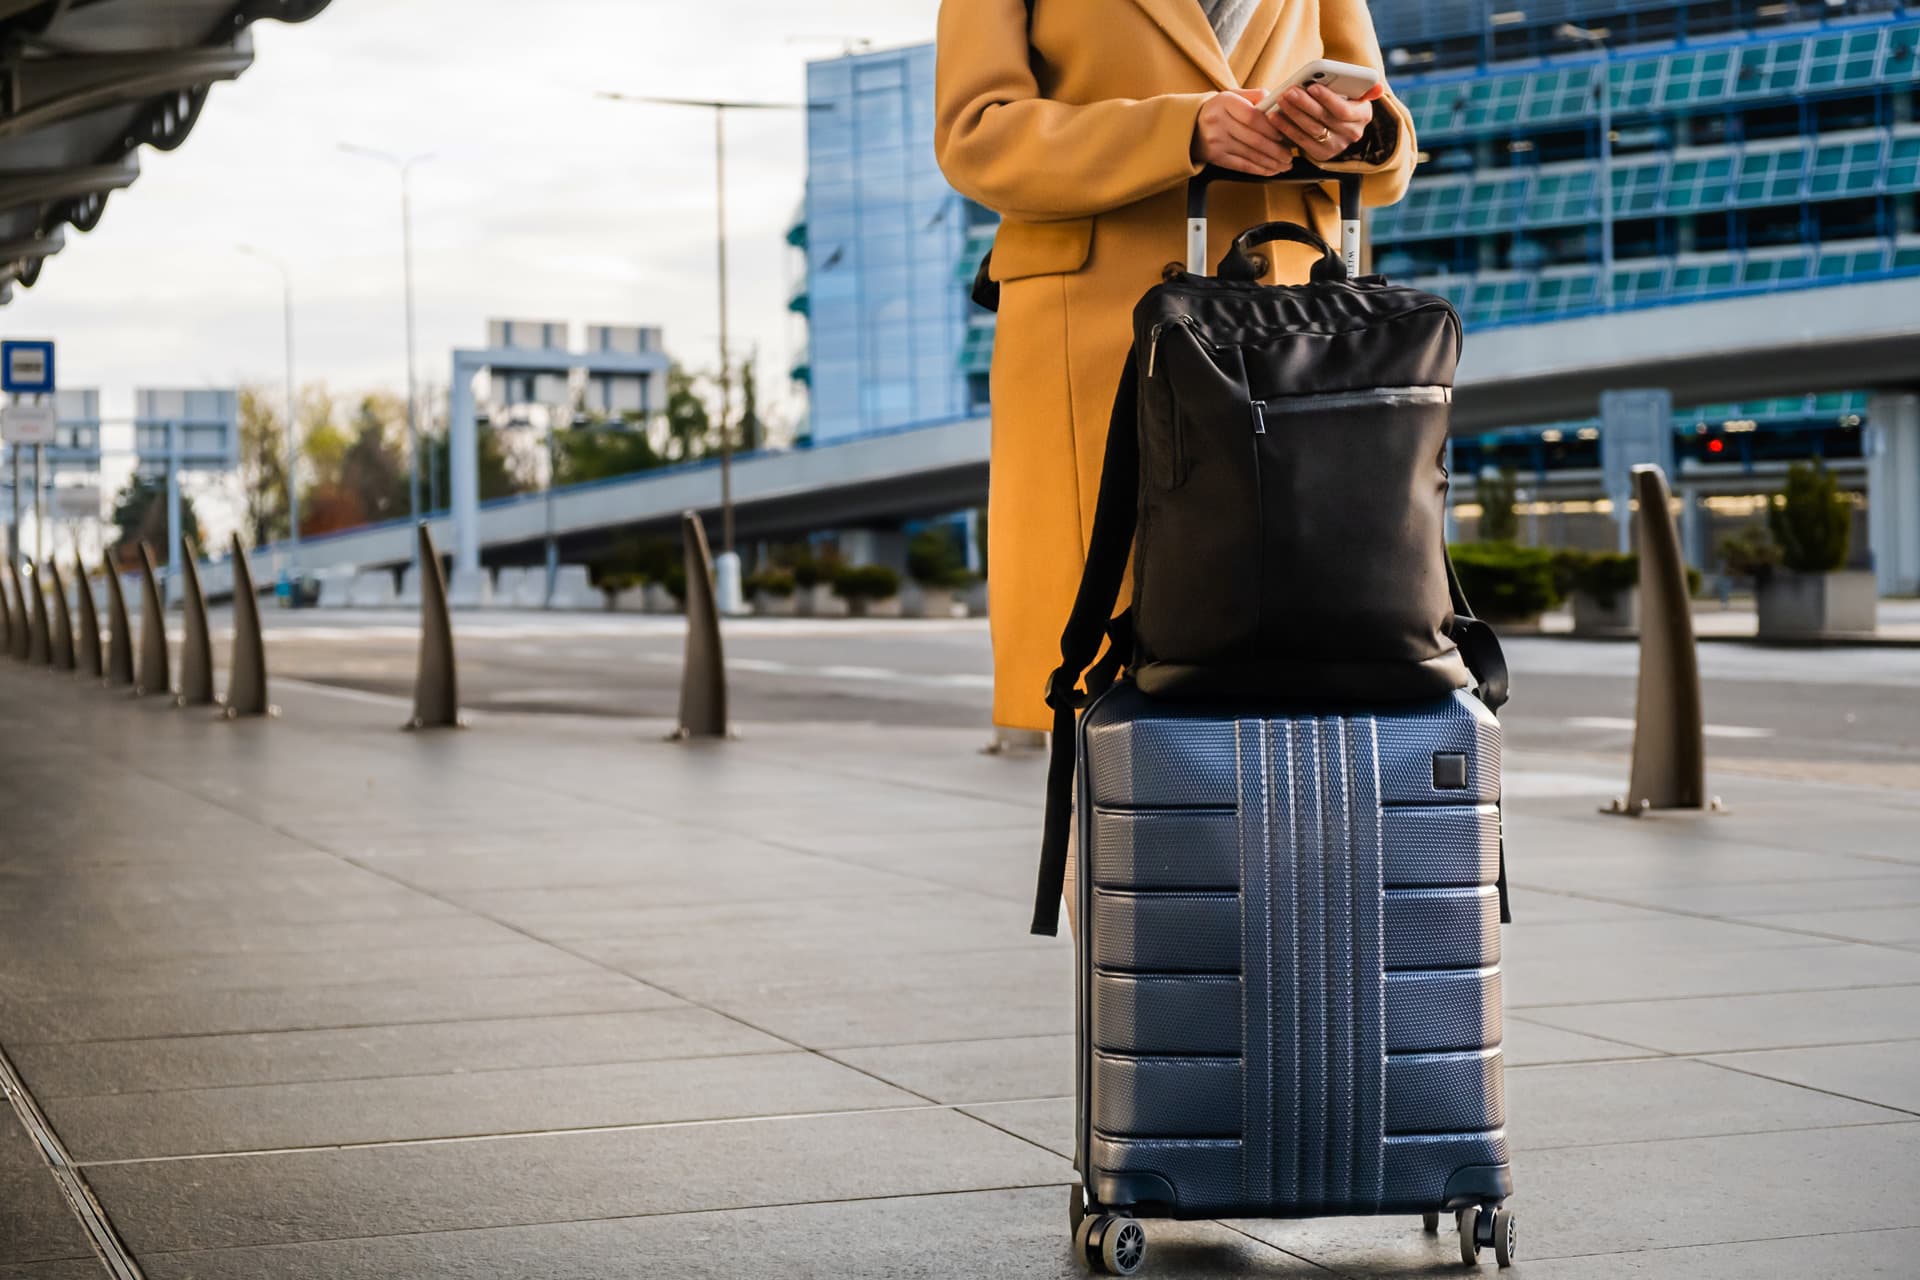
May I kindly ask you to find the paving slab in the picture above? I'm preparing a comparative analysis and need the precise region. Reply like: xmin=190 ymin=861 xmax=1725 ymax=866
xmin=830 ymin=1034 xmax=1074 ymax=1104
xmin=1702 ymin=1041 xmax=1920 ymax=1115
xmin=0 ymin=970 xmax=678 ymax=1046
xmin=134 ymin=1187 xmax=1322 ymax=1279
xmin=0 ymin=1108 xmax=92 ymax=1267
xmin=12 ymin=1008 xmax=790 ymax=1099
xmin=1521 ymin=984 xmax=1920 ymax=1054
xmin=1501 ymin=1226 xmax=1920 ymax=1278
xmin=1233 ymin=1122 xmax=1920 ymax=1267
xmin=85 ymin=1108 xmax=1070 ymax=1253
xmin=1503 ymin=1017 xmax=1651 ymax=1066
xmin=0 ymin=1262 xmax=110 ymax=1279
xmin=50 ymin=1050 xmax=920 ymax=1161
xmin=960 ymin=1099 xmax=1075 ymax=1159
xmin=598 ymin=943 xmax=1076 ymax=1050
xmin=1746 ymin=904 xmax=1920 ymax=946
xmin=1504 ymin=939 xmax=1920 ymax=1008
xmin=1505 ymin=1057 xmax=1906 ymax=1150
xmin=1 ymin=939 xmax=591 ymax=1000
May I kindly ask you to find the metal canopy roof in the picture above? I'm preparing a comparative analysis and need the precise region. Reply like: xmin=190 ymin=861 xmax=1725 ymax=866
xmin=0 ymin=0 xmax=332 ymax=305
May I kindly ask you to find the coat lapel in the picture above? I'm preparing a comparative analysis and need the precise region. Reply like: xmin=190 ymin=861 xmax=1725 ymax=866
xmin=1130 ymin=0 xmax=1238 ymax=91
xmin=1229 ymin=0 xmax=1284 ymax=88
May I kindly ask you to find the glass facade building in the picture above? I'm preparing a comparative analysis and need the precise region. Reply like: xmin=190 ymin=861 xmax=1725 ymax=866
xmin=796 ymin=43 xmax=982 ymax=445
xmin=790 ymin=3 xmax=1919 ymax=466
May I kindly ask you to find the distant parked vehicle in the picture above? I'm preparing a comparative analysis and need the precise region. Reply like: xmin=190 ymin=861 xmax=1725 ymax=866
xmin=276 ymin=572 xmax=322 ymax=609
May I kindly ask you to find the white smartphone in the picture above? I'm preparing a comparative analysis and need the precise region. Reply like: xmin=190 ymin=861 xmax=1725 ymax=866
xmin=1255 ymin=58 xmax=1383 ymax=114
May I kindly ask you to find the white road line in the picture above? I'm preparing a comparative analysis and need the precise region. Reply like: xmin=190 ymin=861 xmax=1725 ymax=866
xmin=1565 ymin=715 xmax=1776 ymax=740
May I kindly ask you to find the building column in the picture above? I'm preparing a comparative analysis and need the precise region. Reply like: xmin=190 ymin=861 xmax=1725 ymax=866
xmin=1867 ymin=391 xmax=1920 ymax=597
xmin=448 ymin=351 xmax=483 ymax=598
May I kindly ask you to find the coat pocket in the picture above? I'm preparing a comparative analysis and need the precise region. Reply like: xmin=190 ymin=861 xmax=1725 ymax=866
xmin=988 ymin=217 xmax=1094 ymax=282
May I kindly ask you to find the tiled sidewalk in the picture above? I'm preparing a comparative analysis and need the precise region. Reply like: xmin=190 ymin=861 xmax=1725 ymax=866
xmin=1 ymin=666 xmax=1917 ymax=1277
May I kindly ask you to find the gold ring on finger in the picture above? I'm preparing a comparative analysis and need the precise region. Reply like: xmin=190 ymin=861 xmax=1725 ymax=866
xmin=1315 ymin=126 xmax=1332 ymax=144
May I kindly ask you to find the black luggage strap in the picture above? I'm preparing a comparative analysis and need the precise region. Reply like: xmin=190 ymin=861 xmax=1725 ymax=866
xmin=1031 ymin=357 xmax=1142 ymax=936
xmin=1443 ymin=550 xmax=1514 ymax=924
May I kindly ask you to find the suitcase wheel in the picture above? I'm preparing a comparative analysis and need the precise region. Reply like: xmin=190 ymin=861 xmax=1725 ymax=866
xmin=1457 ymin=1205 xmax=1517 ymax=1269
xmin=1078 ymin=1213 xmax=1146 ymax=1276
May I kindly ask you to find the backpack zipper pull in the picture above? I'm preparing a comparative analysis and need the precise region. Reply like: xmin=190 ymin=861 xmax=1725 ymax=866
xmin=1145 ymin=315 xmax=1194 ymax=380
xmin=1251 ymin=400 xmax=1267 ymax=434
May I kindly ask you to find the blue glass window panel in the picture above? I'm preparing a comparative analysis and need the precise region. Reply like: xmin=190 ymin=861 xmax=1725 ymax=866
xmin=1611 ymin=157 xmax=1668 ymax=217
xmin=1808 ymin=136 xmax=1887 ymax=200
xmin=1663 ymin=153 xmax=1734 ymax=212
xmin=1886 ymin=135 xmax=1920 ymax=193
xmin=1736 ymin=37 xmax=1808 ymax=98
xmin=1461 ymin=173 xmax=1531 ymax=233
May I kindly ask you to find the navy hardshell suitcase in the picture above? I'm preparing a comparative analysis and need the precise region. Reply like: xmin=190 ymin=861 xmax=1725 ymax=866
xmin=1069 ymin=682 xmax=1514 ymax=1273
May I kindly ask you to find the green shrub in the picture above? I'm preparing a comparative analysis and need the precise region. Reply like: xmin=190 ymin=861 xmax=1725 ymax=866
xmin=662 ymin=563 xmax=688 ymax=603
xmin=1548 ymin=548 xmax=1588 ymax=601
xmin=597 ymin=571 xmax=645 ymax=595
xmin=907 ymin=527 xmax=970 ymax=588
xmin=1572 ymin=551 xmax=1639 ymax=608
xmin=831 ymin=564 xmax=901 ymax=602
xmin=1477 ymin=469 xmax=1520 ymax=544
xmin=1448 ymin=542 xmax=1559 ymax=622
xmin=1717 ymin=524 xmax=1780 ymax=583
xmin=1767 ymin=462 xmax=1851 ymax=574
xmin=747 ymin=566 xmax=796 ymax=599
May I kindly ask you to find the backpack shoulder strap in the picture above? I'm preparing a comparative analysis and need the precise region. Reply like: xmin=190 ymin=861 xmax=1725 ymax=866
xmin=1030 ymin=354 xmax=1141 ymax=936
xmin=1442 ymin=550 xmax=1513 ymax=925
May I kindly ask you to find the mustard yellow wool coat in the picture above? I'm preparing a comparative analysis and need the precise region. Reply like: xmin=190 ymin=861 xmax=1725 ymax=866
xmin=935 ymin=0 xmax=1419 ymax=731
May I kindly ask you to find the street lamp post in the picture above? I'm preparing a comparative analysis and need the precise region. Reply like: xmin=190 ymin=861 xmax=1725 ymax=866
xmin=237 ymin=245 xmax=299 ymax=563
xmin=1561 ymin=24 xmax=1616 ymax=310
xmin=595 ymin=91 xmax=823 ymax=616
xmin=340 ymin=143 xmax=432 ymax=573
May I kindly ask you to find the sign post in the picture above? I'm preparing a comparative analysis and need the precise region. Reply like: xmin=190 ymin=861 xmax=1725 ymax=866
xmin=3 ymin=340 xmax=58 ymax=569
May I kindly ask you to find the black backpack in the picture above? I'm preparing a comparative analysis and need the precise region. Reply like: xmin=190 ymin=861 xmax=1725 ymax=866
xmin=1029 ymin=166 xmax=1510 ymax=936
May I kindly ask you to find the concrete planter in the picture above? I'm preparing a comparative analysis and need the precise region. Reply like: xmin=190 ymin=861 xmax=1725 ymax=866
xmin=841 ymin=593 xmax=901 ymax=619
xmin=964 ymin=580 xmax=990 ymax=618
xmin=1571 ymin=588 xmax=1637 ymax=638
xmin=906 ymin=585 xmax=959 ymax=619
xmin=755 ymin=590 xmax=799 ymax=617
xmin=802 ymin=583 xmax=848 ymax=618
xmin=609 ymin=587 xmax=648 ymax=613
xmin=643 ymin=583 xmax=681 ymax=615
xmin=1757 ymin=569 xmax=1877 ymax=640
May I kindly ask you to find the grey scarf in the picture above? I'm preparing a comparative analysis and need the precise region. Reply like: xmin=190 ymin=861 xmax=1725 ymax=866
xmin=1197 ymin=0 xmax=1261 ymax=55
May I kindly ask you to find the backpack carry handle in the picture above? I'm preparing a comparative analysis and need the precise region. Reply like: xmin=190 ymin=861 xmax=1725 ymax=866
xmin=1218 ymin=222 xmax=1348 ymax=283
xmin=1186 ymin=163 xmax=1363 ymax=278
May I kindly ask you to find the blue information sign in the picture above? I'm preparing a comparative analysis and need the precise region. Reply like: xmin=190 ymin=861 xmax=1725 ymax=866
xmin=1 ymin=340 xmax=55 ymax=394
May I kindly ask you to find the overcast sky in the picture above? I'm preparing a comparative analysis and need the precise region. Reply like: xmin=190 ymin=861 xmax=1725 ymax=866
xmin=3 ymin=0 xmax=944 ymax=431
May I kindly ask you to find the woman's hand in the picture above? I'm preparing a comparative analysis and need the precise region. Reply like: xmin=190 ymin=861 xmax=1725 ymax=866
xmin=1192 ymin=89 xmax=1293 ymax=176
xmin=1268 ymin=82 xmax=1384 ymax=165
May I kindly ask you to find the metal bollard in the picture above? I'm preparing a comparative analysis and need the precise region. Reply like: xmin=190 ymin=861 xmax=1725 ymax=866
xmin=223 ymin=535 xmax=271 ymax=718
xmin=175 ymin=537 xmax=216 ymax=708
xmin=45 ymin=560 xmax=75 ymax=672
xmin=134 ymin=543 xmax=170 ymax=698
xmin=0 ymin=564 xmax=11 ymax=656
xmin=72 ymin=555 xmax=102 ymax=680
xmin=405 ymin=524 xmax=461 ymax=730
xmin=102 ymin=554 xmax=135 ymax=687
xmin=1607 ymin=464 xmax=1722 ymax=817
xmin=26 ymin=563 xmax=51 ymax=666
xmin=670 ymin=511 xmax=729 ymax=740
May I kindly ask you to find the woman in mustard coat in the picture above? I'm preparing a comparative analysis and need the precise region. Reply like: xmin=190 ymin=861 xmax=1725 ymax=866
xmin=935 ymin=0 xmax=1418 ymax=735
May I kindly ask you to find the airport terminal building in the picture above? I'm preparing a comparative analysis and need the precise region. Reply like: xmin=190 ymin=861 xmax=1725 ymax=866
xmin=787 ymin=1 xmax=1920 ymax=588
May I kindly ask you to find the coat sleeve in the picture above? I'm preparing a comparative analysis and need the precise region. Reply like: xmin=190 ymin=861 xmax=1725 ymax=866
xmin=1314 ymin=0 xmax=1419 ymax=208
xmin=935 ymin=0 xmax=1212 ymax=223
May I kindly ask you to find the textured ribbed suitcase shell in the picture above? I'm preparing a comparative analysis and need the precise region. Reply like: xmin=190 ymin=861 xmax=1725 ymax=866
xmin=1076 ymin=682 xmax=1511 ymax=1220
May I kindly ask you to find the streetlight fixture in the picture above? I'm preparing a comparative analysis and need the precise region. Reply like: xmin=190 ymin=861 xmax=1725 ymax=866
xmin=339 ymin=142 xmax=433 ymax=568
xmin=236 ymin=244 xmax=300 ymax=563
xmin=1559 ymin=23 xmax=1616 ymax=310
xmin=595 ymin=91 xmax=826 ymax=615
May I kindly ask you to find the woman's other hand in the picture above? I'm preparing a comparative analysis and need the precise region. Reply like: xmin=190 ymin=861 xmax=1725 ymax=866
xmin=1268 ymin=82 xmax=1383 ymax=164
xmin=1192 ymin=89 xmax=1293 ymax=175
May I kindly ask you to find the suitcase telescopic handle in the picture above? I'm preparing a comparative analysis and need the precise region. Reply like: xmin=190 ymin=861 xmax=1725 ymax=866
xmin=1185 ymin=163 xmax=1364 ymax=279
